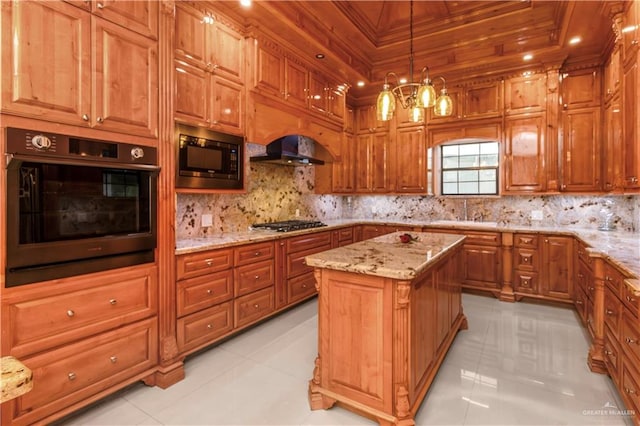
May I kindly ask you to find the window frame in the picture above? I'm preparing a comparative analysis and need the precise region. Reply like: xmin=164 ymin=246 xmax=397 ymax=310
xmin=439 ymin=140 xmax=500 ymax=196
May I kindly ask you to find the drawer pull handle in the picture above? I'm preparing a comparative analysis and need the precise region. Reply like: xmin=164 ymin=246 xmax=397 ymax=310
xmin=205 ymin=259 xmax=214 ymax=266
xmin=109 ymin=299 xmax=117 ymax=305
xmin=625 ymin=388 xmax=636 ymax=395
xmin=110 ymin=356 xmax=118 ymax=364
xmin=604 ymin=350 xmax=612 ymax=356
xmin=627 ymin=296 xmax=637 ymax=303
xmin=606 ymin=309 xmax=614 ymax=316
xmin=255 ymin=252 xmax=261 ymax=256
xmin=578 ymin=273 xmax=584 ymax=279
xmin=626 ymin=337 xmax=639 ymax=345
xmin=605 ymin=276 xmax=612 ymax=282
xmin=207 ymin=289 xmax=213 ymax=295
xmin=67 ymin=309 xmax=75 ymax=317
xmin=575 ymin=300 xmax=583 ymax=305
xmin=68 ymin=372 xmax=77 ymax=381
xmin=254 ymin=304 xmax=260 ymax=309
xmin=207 ymin=324 xmax=213 ymax=329
xmin=588 ymin=287 xmax=595 ymax=292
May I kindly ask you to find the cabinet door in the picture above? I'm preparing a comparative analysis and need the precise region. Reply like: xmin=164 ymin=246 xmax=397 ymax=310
xmin=560 ymin=107 xmax=601 ymax=192
xmin=328 ymin=84 xmax=346 ymax=121
xmin=91 ymin=0 xmax=158 ymax=39
xmin=357 ymin=105 xmax=389 ymax=133
xmin=541 ymin=236 xmax=573 ymax=300
xmin=395 ymin=126 xmax=427 ymax=192
xmin=604 ymin=47 xmax=621 ymax=101
xmin=175 ymin=60 xmax=208 ymax=125
xmin=462 ymin=245 xmax=501 ymax=289
xmin=1 ymin=1 xmax=91 ymax=125
xmin=464 ymin=82 xmax=502 ymax=119
xmin=211 ymin=76 xmax=244 ymax=134
xmin=505 ymin=74 xmax=546 ymax=114
xmin=284 ymin=59 xmax=308 ymax=108
xmin=93 ymin=17 xmax=158 ymax=137
xmin=211 ymin=21 xmax=244 ymax=83
xmin=622 ymin=0 xmax=639 ymax=63
xmin=308 ymin=72 xmax=328 ymax=114
xmin=355 ymin=134 xmax=372 ymax=192
xmin=174 ymin=3 xmax=208 ymax=66
xmin=604 ymin=97 xmax=623 ymax=191
xmin=332 ymin=133 xmax=355 ymax=193
xmin=371 ymin=132 xmax=390 ymax=192
xmin=503 ymin=114 xmax=545 ymax=192
xmin=623 ymin=59 xmax=640 ymax=189
xmin=254 ymin=40 xmax=284 ymax=97
xmin=561 ymin=69 xmax=601 ymax=109
xmin=426 ymin=86 xmax=463 ymax=123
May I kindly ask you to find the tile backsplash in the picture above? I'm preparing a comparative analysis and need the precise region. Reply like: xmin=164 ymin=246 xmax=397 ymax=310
xmin=176 ymin=144 xmax=639 ymax=239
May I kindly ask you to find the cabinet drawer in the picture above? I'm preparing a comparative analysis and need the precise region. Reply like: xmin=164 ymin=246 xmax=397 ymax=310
xmin=176 ymin=249 xmax=233 ymax=280
xmin=604 ymin=285 xmax=622 ymax=340
xmin=604 ymin=330 xmax=621 ymax=386
xmin=333 ymin=227 xmax=354 ymax=246
xmin=605 ymin=264 xmax=624 ymax=299
xmin=463 ymin=231 xmax=501 ymax=246
xmin=514 ymin=273 xmax=538 ymax=294
xmin=575 ymin=287 xmax=588 ymax=326
xmin=286 ymin=231 xmax=332 ymax=252
xmin=621 ymin=360 xmax=640 ymax=416
xmin=621 ymin=311 xmax=640 ymax=364
xmin=287 ymin=244 xmax=332 ymax=279
xmin=13 ymin=318 xmax=157 ymax=425
xmin=514 ymin=248 xmax=538 ymax=271
xmin=234 ymin=259 xmax=275 ymax=297
xmin=177 ymin=270 xmax=233 ymax=317
xmin=177 ymin=302 xmax=233 ymax=353
xmin=234 ymin=241 xmax=275 ymax=266
xmin=622 ymin=283 xmax=639 ymax=318
xmin=234 ymin=287 xmax=275 ymax=328
xmin=287 ymin=273 xmax=317 ymax=304
xmin=8 ymin=268 xmax=157 ymax=358
xmin=515 ymin=233 xmax=538 ymax=248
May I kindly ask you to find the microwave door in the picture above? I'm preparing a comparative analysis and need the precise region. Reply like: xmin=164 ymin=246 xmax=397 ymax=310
xmin=18 ymin=165 xmax=43 ymax=243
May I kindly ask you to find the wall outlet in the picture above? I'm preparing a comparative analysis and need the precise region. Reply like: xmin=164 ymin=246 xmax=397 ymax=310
xmin=531 ymin=210 xmax=543 ymax=221
xmin=371 ymin=206 xmax=377 ymax=214
xmin=201 ymin=214 xmax=213 ymax=227
xmin=295 ymin=208 xmax=300 ymax=217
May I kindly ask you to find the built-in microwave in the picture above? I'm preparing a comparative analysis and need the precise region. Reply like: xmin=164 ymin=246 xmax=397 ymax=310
xmin=175 ymin=124 xmax=244 ymax=190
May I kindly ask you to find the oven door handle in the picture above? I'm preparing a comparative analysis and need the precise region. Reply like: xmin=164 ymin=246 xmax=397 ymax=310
xmin=5 ymin=153 xmax=161 ymax=173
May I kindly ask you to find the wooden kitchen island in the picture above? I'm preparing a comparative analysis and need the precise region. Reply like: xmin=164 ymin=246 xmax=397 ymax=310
xmin=306 ymin=231 xmax=468 ymax=426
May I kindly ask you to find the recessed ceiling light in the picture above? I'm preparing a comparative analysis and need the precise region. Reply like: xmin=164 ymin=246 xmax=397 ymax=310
xmin=399 ymin=78 xmax=408 ymax=84
xmin=315 ymin=53 xmax=325 ymax=59
xmin=522 ymin=70 xmax=534 ymax=77
xmin=239 ymin=0 xmax=252 ymax=7
xmin=569 ymin=36 xmax=582 ymax=45
xmin=357 ymin=81 xmax=365 ymax=87
xmin=523 ymin=53 xmax=533 ymax=61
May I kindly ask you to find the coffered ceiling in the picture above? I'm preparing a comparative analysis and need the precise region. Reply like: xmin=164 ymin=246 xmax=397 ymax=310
xmin=216 ymin=0 xmax=622 ymax=101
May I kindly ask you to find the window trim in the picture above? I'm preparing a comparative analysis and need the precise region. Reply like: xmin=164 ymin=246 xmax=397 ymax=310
xmin=439 ymin=140 xmax=500 ymax=196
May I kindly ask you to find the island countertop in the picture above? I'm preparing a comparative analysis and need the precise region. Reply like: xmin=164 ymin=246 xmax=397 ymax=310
xmin=304 ymin=231 xmax=466 ymax=280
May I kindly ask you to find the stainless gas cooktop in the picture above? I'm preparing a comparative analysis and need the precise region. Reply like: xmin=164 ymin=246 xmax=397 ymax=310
xmin=251 ymin=220 xmax=327 ymax=232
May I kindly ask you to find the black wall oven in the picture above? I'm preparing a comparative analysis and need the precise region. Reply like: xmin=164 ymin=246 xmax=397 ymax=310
xmin=5 ymin=128 xmax=159 ymax=287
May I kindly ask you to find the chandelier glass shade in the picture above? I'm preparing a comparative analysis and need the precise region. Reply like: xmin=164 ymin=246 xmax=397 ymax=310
xmin=375 ymin=0 xmax=453 ymax=123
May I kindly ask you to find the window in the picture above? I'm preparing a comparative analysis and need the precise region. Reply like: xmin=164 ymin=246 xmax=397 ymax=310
xmin=441 ymin=141 xmax=499 ymax=195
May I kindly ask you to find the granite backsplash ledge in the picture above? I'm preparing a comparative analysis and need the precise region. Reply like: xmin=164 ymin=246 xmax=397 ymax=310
xmin=176 ymin=153 xmax=639 ymax=239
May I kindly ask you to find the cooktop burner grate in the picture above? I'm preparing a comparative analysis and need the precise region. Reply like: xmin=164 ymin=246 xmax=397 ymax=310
xmin=251 ymin=220 xmax=327 ymax=232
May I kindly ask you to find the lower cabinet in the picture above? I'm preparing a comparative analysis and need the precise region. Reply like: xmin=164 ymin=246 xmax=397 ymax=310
xmin=460 ymin=231 xmax=502 ymax=293
xmin=1 ymin=264 xmax=159 ymax=426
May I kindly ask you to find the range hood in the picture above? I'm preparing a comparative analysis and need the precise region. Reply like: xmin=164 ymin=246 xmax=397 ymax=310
xmin=250 ymin=135 xmax=325 ymax=166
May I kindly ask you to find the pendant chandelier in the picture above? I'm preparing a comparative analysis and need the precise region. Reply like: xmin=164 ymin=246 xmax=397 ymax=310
xmin=376 ymin=0 xmax=453 ymax=123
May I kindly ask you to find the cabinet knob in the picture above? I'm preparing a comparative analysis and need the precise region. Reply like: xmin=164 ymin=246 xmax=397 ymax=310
xmin=82 ymin=114 xmax=90 ymax=121
xmin=588 ymin=286 xmax=595 ymax=292
xmin=604 ymin=350 xmax=612 ymax=355
xmin=207 ymin=289 xmax=213 ymax=295
xmin=110 ymin=356 xmax=118 ymax=363
xmin=605 ymin=276 xmax=612 ymax=281
xmin=627 ymin=295 xmax=637 ymax=303
xmin=254 ymin=304 xmax=260 ymax=309
xmin=576 ymin=300 xmax=583 ymax=305
xmin=302 ymin=284 xmax=307 ymax=288
xmin=68 ymin=372 xmax=77 ymax=381
xmin=207 ymin=324 xmax=213 ymax=329
xmin=109 ymin=299 xmax=117 ymax=305
xmin=255 ymin=275 xmax=260 ymax=280
xmin=523 ymin=257 xmax=529 ymax=262
xmin=626 ymin=337 xmax=639 ymax=345
xmin=254 ymin=252 xmax=261 ymax=256
xmin=96 ymin=2 xmax=104 ymax=9
xmin=67 ymin=309 xmax=75 ymax=317
xmin=605 ymin=309 xmax=614 ymax=316
xmin=96 ymin=116 xmax=104 ymax=123
xmin=625 ymin=387 xmax=636 ymax=395
xmin=205 ymin=259 xmax=213 ymax=266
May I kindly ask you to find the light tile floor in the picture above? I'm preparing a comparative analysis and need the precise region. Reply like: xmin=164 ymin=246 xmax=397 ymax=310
xmin=57 ymin=294 xmax=635 ymax=426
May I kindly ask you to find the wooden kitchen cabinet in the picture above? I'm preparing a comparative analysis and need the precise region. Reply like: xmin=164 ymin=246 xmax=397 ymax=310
xmin=561 ymin=68 xmax=601 ymax=109
xmin=174 ymin=3 xmax=244 ymax=134
xmin=604 ymin=95 xmax=624 ymax=191
xmin=622 ymin=58 xmax=640 ymax=190
xmin=463 ymin=81 xmax=503 ymax=119
xmin=253 ymin=38 xmax=285 ymax=98
xmin=355 ymin=132 xmax=391 ymax=193
xmin=560 ymin=107 xmax=602 ymax=192
xmin=426 ymin=86 xmax=463 ymax=123
xmin=604 ymin=46 xmax=622 ymax=103
xmin=504 ymin=73 xmax=547 ymax=115
xmin=356 ymin=104 xmax=390 ymax=134
xmin=540 ymin=236 xmax=573 ymax=300
xmin=1 ymin=0 xmax=158 ymax=138
xmin=503 ymin=114 xmax=546 ymax=193
xmin=460 ymin=231 xmax=502 ymax=294
xmin=1 ymin=264 xmax=158 ymax=425
xmin=330 ymin=133 xmax=356 ymax=193
xmin=395 ymin=125 xmax=428 ymax=193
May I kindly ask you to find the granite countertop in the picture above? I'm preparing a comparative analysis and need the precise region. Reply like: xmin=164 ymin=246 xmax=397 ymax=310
xmin=176 ymin=219 xmax=639 ymax=288
xmin=304 ymin=231 xmax=466 ymax=280
xmin=1 ymin=356 xmax=33 ymax=403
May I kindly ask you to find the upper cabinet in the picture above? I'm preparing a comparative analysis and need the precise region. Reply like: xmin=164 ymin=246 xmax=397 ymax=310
xmin=68 ymin=0 xmax=158 ymax=39
xmin=174 ymin=3 xmax=245 ymax=134
xmin=503 ymin=114 xmax=546 ymax=193
xmin=561 ymin=69 xmax=601 ymax=109
xmin=504 ymin=73 xmax=547 ymax=115
xmin=622 ymin=0 xmax=640 ymax=64
xmin=1 ymin=0 xmax=159 ymax=138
